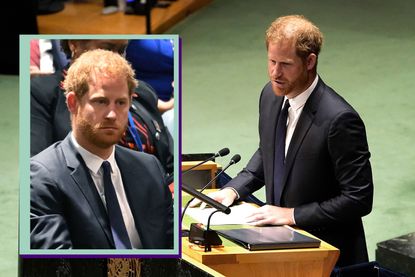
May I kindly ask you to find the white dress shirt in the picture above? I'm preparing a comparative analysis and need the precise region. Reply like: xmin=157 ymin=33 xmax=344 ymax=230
xmin=71 ymin=134 xmax=142 ymax=249
xmin=228 ymin=76 xmax=319 ymax=204
xmin=284 ymin=75 xmax=319 ymax=155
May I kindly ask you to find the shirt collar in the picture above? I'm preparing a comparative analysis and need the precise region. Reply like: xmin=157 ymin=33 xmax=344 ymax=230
xmin=286 ymin=75 xmax=319 ymax=111
xmin=70 ymin=133 xmax=116 ymax=174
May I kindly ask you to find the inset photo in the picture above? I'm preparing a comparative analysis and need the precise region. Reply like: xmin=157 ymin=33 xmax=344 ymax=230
xmin=19 ymin=35 xmax=180 ymax=257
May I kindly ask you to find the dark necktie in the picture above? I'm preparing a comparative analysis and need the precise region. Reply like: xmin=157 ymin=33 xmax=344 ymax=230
xmin=273 ymin=100 xmax=290 ymax=206
xmin=102 ymin=161 xmax=132 ymax=249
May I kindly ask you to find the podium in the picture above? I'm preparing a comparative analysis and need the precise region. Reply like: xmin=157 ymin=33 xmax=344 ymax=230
xmin=182 ymin=161 xmax=221 ymax=189
xmin=182 ymin=232 xmax=339 ymax=277
xmin=182 ymin=192 xmax=339 ymax=277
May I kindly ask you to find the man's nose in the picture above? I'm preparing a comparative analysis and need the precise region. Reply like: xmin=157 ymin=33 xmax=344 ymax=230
xmin=105 ymin=105 xmax=117 ymax=119
xmin=271 ymin=64 xmax=282 ymax=77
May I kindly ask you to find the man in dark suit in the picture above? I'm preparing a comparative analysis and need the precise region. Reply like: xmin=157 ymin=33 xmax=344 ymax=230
xmin=30 ymin=49 xmax=173 ymax=249
xmin=196 ymin=15 xmax=373 ymax=266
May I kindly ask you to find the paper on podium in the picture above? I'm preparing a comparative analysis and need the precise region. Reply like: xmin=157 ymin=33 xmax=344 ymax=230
xmin=185 ymin=203 xmax=259 ymax=225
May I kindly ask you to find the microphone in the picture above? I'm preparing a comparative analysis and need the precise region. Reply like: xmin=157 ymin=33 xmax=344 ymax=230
xmin=200 ymin=154 xmax=240 ymax=194
xmin=182 ymin=182 xmax=233 ymax=252
xmin=181 ymin=154 xmax=242 ymax=249
xmin=182 ymin=148 xmax=230 ymax=175
xmin=181 ymin=154 xmax=241 ymax=223
xmin=182 ymin=183 xmax=231 ymax=215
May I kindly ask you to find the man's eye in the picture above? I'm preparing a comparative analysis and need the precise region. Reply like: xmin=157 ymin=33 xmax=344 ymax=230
xmin=93 ymin=99 xmax=107 ymax=105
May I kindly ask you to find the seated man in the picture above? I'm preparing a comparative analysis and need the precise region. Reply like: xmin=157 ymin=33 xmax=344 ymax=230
xmin=30 ymin=49 xmax=173 ymax=249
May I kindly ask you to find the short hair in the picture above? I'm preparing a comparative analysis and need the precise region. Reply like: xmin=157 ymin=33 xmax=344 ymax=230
xmin=265 ymin=15 xmax=323 ymax=60
xmin=63 ymin=49 xmax=138 ymax=99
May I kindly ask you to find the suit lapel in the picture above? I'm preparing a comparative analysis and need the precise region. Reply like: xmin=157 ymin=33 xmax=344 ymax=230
xmin=115 ymin=148 xmax=147 ymax=247
xmin=61 ymin=136 xmax=114 ymax=246
xmin=281 ymin=80 xmax=325 ymax=197
xmin=263 ymin=95 xmax=284 ymax=203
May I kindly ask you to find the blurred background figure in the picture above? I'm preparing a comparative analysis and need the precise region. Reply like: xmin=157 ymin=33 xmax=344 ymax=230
xmin=102 ymin=0 xmax=121 ymax=14
xmin=36 ymin=0 xmax=65 ymax=15
xmin=126 ymin=39 xmax=175 ymax=134
xmin=30 ymin=39 xmax=68 ymax=77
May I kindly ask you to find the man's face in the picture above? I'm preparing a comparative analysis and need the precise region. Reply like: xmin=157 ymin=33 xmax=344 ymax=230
xmin=72 ymin=74 xmax=130 ymax=151
xmin=267 ymin=40 xmax=310 ymax=99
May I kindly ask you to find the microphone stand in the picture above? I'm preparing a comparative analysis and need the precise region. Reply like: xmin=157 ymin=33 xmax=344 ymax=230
xmin=182 ymin=183 xmax=231 ymax=215
xmin=182 ymin=148 xmax=229 ymax=175
xmin=182 ymin=157 xmax=215 ymax=175
xmin=181 ymin=155 xmax=241 ymax=235
xmin=181 ymin=175 xmax=217 ymax=236
xmin=181 ymin=154 xmax=240 ymax=251
xmin=204 ymin=209 xmax=222 ymax=252
xmin=183 ymin=182 xmax=230 ymax=251
xmin=181 ymin=165 xmax=227 ymax=222
xmin=187 ymin=207 xmax=225 ymax=252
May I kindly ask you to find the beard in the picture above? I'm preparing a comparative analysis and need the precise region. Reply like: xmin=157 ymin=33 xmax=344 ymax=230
xmin=271 ymin=70 xmax=309 ymax=98
xmin=76 ymin=117 xmax=127 ymax=149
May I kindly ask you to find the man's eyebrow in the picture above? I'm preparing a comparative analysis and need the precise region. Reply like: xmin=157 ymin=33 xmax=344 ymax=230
xmin=90 ymin=96 xmax=107 ymax=101
xmin=116 ymin=96 xmax=130 ymax=101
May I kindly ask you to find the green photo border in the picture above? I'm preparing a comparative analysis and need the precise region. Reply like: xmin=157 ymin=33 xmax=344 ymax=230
xmin=19 ymin=34 xmax=180 ymax=257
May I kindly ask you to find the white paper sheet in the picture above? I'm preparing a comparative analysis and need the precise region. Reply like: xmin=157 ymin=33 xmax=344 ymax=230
xmin=184 ymin=203 xmax=259 ymax=226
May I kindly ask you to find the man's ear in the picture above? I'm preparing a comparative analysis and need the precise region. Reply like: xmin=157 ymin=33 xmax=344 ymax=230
xmin=66 ymin=92 xmax=78 ymax=114
xmin=306 ymin=53 xmax=317 ymax=70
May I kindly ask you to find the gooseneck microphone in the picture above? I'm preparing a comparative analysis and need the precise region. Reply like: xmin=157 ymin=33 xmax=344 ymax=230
xmin=182 ymin=148 xmax=230 ymax=175
xmin=181 ymin=154 xmax=241 ymax=223
xmin=182 ymin=184 xmax=231 ymax=215
xmin=198 ymin=154 xmax=241 ymax=195
xmin=182 ymin=154 xmax=242 ymax=252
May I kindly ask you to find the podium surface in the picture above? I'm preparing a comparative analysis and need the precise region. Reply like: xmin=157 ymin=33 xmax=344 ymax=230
xmin=182 ymin=190 xmax=339 ymax=277
xmin=182 ymin=232 xmax=338 ymax=277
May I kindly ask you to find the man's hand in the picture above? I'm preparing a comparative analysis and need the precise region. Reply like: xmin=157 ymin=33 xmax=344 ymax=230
xmin=245 ymin=205 xmax=295 ymax=226
xmin=189 ymin=188 xmax=237 ymax=208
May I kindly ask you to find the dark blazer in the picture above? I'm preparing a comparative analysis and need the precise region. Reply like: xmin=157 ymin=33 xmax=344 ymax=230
xmin=226 ymin=78 xmax=373 ymax=266
xmin=30 ymin=69 xmax=69 ymax=156
xmin=30 ymin=134 xmax=173 ymax=249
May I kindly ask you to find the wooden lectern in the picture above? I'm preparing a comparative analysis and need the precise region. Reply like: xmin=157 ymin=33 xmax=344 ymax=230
xmin=182 ymin=161 xmax=220 ymax=189
xmin=181 ymin=191 xmax=339 ymax=277
xmin=182 ymin=231 xmax=339 ymax=277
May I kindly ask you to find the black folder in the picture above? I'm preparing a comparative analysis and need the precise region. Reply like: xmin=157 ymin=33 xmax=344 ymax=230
xmin=217 ymin=226 xmax=321 ymax=251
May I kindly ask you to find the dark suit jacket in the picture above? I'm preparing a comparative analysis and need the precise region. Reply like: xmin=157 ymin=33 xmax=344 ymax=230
xmin=226 ymin=78 xmax=373 ymax=266
xmin=30 ymin=134 xmax=173 ymax=249
xmin=30 ymin=69 xmax=69 ymax=156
